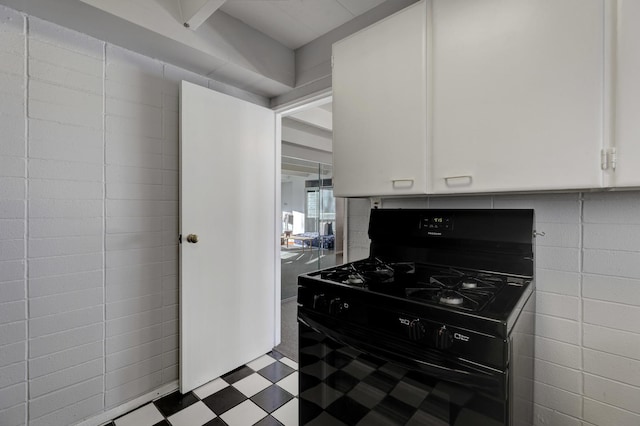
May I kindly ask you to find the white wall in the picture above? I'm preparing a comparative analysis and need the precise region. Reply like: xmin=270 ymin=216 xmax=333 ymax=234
xmin=0 ymin=5 xmax=267 ymax=425
xmin=347 ymin=192 xmax=640 ymax=426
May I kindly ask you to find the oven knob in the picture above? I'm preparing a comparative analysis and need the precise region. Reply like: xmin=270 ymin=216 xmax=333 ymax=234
xmin=409 ymin=319 xmax=426 ymax=341
xmin=313 ymin=294 xmax=327 ymax=311
xmin=434 ymin=325 xmax=453 ymax=350
xmin=329 ymin=298 xmax=349 ymax=315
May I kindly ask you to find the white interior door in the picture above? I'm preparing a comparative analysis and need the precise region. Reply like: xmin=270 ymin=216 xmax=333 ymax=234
xmin=179 ymin=81 xmax=277 ymax=393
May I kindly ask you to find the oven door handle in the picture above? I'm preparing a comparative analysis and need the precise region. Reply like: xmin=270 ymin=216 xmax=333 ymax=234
xmin=299 ymin=313 xmax=505 ymax=397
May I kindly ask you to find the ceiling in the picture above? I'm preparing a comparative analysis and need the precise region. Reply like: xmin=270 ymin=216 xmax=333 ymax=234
xmin=219 ymin=0 xmax=387 ymax=50
xmin=0 ymin=0 xmax=417 ymax=101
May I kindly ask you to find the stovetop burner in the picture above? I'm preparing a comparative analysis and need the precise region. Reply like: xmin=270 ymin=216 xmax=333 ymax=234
xmin=404 ymin=268 xmax=509 ymax=311
xmin=319 ymin=258 xmax=414 ymax=288
xmin=316 ymin=258 xmax=524 ymax=313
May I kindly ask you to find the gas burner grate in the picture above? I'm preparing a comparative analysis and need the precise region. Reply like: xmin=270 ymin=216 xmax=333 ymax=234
xmin=405 ymin=268 xmax=507 ymax=311
xmin=318 ymin=258 xmax=414 ymax=288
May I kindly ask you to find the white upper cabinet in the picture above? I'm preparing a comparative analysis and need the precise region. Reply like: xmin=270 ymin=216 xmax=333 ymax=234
xmin=332 ymin=1 xmax=427 ymax=197
xmin=609 ymin=0 xmax=640 ymax=187
xmin=430 ymin=0 xmax=605 ymax=193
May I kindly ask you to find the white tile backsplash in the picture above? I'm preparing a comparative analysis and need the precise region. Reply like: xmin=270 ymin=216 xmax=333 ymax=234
xmin=584 ymin=249 xmax=640 ymax=279
xmin=583 ymin=273 xmax=640 ymax=305
xmin=583 ymin=191 xmax=640 ymax=224
xmin=535 ymin=268 xmax=581 ymax=296
xmin=534 ymin=359 xmax=582 ymax=393
xmin=583 ymin=397 xmax=640 ymax=426
xmin=533 ymin=381 xmax=582 ymax=418
xmin=584 ymin=374 xmax=640 ymax=415
xmin=535 ymin=246 xmax=581 ymax=272
xmin=584 ymin=348 xmax=640 ymax=387
xmin=583 ymin=299 xmax=640 ymax=333
xmin=535 ymin=291 xmax=580 ymax=320
xmin=535 ymin=314 xmax=580 ymax=345
xmin=583 ymin=324 xmax=640 ymax=360
xmin=428 ymin=195 xmax=493 ymax=209
xmin=533 ymin=403 xmax=582 ymax=426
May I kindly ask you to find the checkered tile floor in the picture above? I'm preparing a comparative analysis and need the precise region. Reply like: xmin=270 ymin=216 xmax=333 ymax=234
xmin=105 ymin=351 xmax=298 ymax=426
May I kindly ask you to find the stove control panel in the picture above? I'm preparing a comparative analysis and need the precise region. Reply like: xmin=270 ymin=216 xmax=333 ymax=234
xmin=421 ymin=214 xmax=453 ymax=232
xmin=298 ymin=284 xmax=508 ymax=368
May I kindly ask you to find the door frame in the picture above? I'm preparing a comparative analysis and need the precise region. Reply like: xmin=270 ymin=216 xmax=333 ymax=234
xmin=273 ymin=89 xmax=335 ymax=343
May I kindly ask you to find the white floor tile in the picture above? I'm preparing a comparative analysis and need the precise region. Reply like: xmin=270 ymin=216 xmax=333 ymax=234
xmin=220 ymin=400 xmax=268 ymax=426
xmin=272 ymin=398 xmax=298 ymax=426
xmin=276 ymin=372 xmax=298 ymax=396
xmin=167 ymin=401 xmax=216 ymax=426
xmin=193 ymin=377 xmax=228 ymax=399
xmin=246 ymin=354 xmax=277 ymax=371
xmin=232 ymin=372 xmax=272 ymax=397
xmin=280 ymin=357 xmax=298 ymax=370
xmin=115 ymin=403 xmax=164 ymax=426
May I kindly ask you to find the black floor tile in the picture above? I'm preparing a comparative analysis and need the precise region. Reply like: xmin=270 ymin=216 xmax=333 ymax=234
xmin=221 ymin=365 xmax=255 ymax=384
xmin=204 ymin=417 xmax=228 ymax=425
xmin=253 ymin=414 xmax=285 ymax=426
xmin=325 ymin=395 xmax=370 ymax=425
xmin=298 ymin=398 xmax=324 ymax=424
xmin=298 ymin=372 xmax=322 ymax=392
xmin=363 ymin=370 xmax=397 ymax=393
xmin=203 ymin=386 xmax=247 ymax=415
xmin=325 ymin=370 xmax=359 ymax=393
xmin=373 ymin=395 xmax=417 ymax=424
xmin=152 ymin=421 xmax=171 ymax=426
xmin=268 ymin=350 xmax=285 ymax=360
xmin=258 ymin=361 xmax=296 ymax=382
xmin=299 ymin=352 xmax=322 ymax=366
xmin=251 ymin=384 xmax=294 ymax=413
xmin=357 ymin=353 xmax=386 ymax=368
xmin=154 ymin=391 xmax=198 ymax=417
xmin=323 ymin=351 xmax=352 ymax=369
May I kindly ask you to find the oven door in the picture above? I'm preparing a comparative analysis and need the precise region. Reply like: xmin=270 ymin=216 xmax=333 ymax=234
xmin=298 ymin=311 xmax=508 ymax=426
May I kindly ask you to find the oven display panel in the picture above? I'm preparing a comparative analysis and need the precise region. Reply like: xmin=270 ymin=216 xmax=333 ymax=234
xmin=422 ymin=215 xmax=453 ymax=231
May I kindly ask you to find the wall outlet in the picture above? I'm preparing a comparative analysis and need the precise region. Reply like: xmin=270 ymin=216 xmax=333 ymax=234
xmin=370 ymin=197 xmax=381 ymax=209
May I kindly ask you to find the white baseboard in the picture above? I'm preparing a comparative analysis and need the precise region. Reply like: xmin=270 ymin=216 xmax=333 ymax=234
xmin=74 ymin=381 xmax=179 ymax=426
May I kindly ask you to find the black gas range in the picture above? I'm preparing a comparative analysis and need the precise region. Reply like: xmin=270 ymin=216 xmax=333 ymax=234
xmin=297 ymin=209 xmax=535 ymax=425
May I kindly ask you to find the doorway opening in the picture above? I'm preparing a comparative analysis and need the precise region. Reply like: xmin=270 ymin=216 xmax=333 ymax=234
xmin=280 ymin=157 xmax=343 ymax=300
xmin=275 ymin=94 xmax=344 ymax=360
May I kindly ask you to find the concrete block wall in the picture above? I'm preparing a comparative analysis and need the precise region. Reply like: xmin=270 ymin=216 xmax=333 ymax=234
xmin=0 ymin=5 xmax=267 ymax=425
xmin=0 ymin=7 xmax=27 ymax=426
xmin=348 ymin=192 xmax=640 ymax=426
xmin=27 ymin=16 xmax=105 ymax=426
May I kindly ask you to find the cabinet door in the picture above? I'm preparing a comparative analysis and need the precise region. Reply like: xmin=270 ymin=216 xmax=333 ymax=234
xmin=430 ymin=0 xmax=604 ymax=193
xmin=332 ymin=1 xmax=427 ymax=197
xmin=611 ymin=0 xmax=640 ymax=187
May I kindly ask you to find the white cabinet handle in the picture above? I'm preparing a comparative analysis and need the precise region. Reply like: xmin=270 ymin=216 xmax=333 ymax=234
xmin=392 ymin=179 xmax=414 ymax=189
xmin=444 ymin=175 xmax=473 ymax=187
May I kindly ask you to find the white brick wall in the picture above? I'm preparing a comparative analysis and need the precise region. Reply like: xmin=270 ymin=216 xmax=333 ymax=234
xmin=349 ymin=193 xmax=640 ymax=425
xmin=0 ymin=6 xmax=26 ymax=426
xmin=26 ymin=18 xmax=105 ymax=426
xmin=0 ymin=4 xmax=268 ymax=425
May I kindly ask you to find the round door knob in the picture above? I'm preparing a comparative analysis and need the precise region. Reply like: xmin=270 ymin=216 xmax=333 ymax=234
xmin=186 ymin=234 xmax=199 ymax=243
